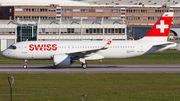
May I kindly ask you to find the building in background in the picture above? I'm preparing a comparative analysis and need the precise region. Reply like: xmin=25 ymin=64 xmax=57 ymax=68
xmin=1 ymin=0 xmax=180 ymax=51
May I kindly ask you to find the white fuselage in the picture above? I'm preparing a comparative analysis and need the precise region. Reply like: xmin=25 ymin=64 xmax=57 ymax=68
xmin=2 ymin=40 xmax=174 ymax=60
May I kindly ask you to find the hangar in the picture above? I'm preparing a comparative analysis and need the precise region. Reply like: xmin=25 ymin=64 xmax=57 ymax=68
xmin=0 ymin=0 xmax=180 ymax=51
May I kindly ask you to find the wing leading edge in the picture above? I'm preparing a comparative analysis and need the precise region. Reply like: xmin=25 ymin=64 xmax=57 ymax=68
xmin=66 ymin=40 xmax=112 ymax=57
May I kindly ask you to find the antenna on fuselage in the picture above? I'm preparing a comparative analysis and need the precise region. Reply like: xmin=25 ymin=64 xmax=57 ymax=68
xmin=26 ymin=39 xmax=28 ymax=41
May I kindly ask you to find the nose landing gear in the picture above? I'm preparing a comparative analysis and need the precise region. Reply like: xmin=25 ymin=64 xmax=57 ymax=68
xmin=23 ymin=60 xmax=27 ymax=69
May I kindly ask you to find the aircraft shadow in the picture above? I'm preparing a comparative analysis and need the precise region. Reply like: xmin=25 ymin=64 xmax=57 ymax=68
xmin=26 ymin=65 xmax=120 ymax=69
xmin=0 ymin=65 xmax=120 ymax=69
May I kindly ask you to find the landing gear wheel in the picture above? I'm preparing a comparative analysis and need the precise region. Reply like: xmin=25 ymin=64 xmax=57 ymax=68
xmin=23 ymin=60 xmax=28 ymax=69
xmin=82 ymin=63 xmax=87 ymax=69
xmin=23 ymin=64 xmax=27 ymax=69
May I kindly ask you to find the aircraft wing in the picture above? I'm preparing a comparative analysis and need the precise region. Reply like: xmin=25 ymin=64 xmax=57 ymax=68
xmin=66 ymin=40 xmax=112 ymax=58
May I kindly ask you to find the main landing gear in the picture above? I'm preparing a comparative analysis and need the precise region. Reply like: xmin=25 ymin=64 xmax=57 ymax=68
xmin=23 ymin=60 xmax=28 ymax=69
xmin=80 ymin=58 xmax=88 ymax=69
xmin=82 ymin=63 xmax=88 ymax=69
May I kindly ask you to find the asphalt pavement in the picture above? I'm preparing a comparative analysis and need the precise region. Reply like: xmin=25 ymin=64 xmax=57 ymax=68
xmin=0 ymin=64 xmax=180 ymax=73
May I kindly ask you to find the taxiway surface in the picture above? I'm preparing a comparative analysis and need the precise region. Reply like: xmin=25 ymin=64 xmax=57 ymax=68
xmin=0 ymin=64 xmax=180 ymax=73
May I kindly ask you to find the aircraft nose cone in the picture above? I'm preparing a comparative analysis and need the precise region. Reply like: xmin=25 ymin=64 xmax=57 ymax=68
xmin=1 ymin=51 xmax=6 ymax=57
xmin=1 ymin=50 xmax=8 ymax=57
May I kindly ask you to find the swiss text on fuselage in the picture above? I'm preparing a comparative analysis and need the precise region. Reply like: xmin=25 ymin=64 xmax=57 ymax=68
xmin=29 ymin=44 xmax=57 ymax=51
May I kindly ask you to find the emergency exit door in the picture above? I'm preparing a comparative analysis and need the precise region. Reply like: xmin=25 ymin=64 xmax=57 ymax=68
xmin=138 ymin=42 xmax=143 ymax=53
xmin=22 ymin=43 xmax=27 ymax=53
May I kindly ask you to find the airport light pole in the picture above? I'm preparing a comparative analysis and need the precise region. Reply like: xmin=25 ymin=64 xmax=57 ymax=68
xmin=81 ymin=95 xmax=88 ymax=101
xmin=8 ymin=77 xmax=14 ymax=101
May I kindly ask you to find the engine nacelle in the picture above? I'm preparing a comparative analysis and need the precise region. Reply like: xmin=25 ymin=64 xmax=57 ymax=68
xmin=53 ymin=54 xmax=71 ymax=66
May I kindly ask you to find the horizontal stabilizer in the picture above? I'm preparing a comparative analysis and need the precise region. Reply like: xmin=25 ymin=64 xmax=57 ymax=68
xmin=153 ymin=42 xmax=176 ymax=47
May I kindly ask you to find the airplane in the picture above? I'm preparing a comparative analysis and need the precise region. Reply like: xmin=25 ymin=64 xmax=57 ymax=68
xmin=1 ymin=12 xmax=177 ymax=69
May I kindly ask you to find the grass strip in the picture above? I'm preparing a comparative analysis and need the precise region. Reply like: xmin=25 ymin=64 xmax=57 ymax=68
xmin=1 ymin=74 xmax=180 ymax=101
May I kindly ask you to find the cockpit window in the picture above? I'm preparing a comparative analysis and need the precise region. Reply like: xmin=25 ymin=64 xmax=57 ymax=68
xmin=8 ymin=45 xmax=17 ymax=49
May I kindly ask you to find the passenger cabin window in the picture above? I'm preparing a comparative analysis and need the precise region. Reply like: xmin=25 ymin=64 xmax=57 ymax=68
xmin=8 ymin=45 xmax=17 ymax=49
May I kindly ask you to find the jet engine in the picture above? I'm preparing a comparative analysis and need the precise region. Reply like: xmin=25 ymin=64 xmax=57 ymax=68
xmin=53 ymin=54 xmax=72 ymax=67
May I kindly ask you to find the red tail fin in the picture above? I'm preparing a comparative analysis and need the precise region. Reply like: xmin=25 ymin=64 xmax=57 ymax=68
xmin=142 ymin=12 xmax=173 ymax=42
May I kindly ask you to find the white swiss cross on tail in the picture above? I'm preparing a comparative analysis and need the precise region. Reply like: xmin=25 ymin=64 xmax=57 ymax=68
xmin=142 ymin=12 xmax=173 ymax=42
xmin=156 ymin=20 xmax=169 ymax=33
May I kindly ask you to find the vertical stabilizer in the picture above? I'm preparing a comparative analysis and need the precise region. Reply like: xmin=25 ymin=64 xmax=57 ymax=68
xmin=141 ymin=12 xmax=173 ymax=42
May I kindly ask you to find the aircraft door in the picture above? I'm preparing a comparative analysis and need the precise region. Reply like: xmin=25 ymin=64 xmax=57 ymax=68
xmin=22 ymin=43 xmax=27 ymax=53
xmin=138 ymin=42 xmax=143 ymax=53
